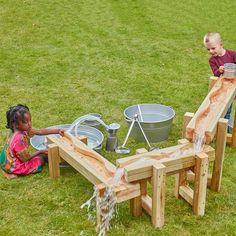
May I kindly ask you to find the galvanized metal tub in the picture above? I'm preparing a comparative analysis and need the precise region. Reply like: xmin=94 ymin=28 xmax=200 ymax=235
xmin=124 ymin=104 xmax=175 ymax=142
xmin=30 ymin=124 xmax=104 ymax=152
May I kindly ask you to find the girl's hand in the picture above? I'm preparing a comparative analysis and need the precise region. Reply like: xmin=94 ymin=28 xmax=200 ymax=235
xmin=219 ymin=65 xmax=224 ymax=74
xmin=40 ymin=149 xmax=48 ymax=155
xmin=59 ymin=129 xmax=65 ymax=136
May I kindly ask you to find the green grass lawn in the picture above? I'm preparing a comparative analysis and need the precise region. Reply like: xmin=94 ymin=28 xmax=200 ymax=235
xmin=1 ymin=0 xmax=236 ymax=235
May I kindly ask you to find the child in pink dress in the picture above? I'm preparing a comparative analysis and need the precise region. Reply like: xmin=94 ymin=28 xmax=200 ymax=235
xmin=0 ymin=104 xmax=64 ymax=177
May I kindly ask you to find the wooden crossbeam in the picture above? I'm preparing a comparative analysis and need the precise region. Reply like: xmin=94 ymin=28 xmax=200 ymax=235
xmin=179 ymin=185 xmax=193 ymax=205
xmin=142 ymin=195 xmax=152 ymax=216
xmin=116 ymin=143 xmax=214 ymax=169
xmin=118 ymin=144 xmax=214 ymax=183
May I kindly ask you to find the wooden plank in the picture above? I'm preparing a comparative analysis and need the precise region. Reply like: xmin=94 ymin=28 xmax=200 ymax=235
xmin=117 ymin=143 xmax=194 ymax=167
xmin=193 ymin=152 xmax=208 ymax=216
xmin=125 ymin=163 xmax=191 ymax=183
xmin=48 ymin=143 xmax=60 ymax=179
xmin=211 ymin=118 xmax=228 ymax=192
xmin=179 ymin=185 xmax=193 ymax=205
xmin=142 ymin=195 xmax=152 ymax=216
xmin=47 ymin=134 xmax=116 ymax=185
xmin=59 ymin=147 xmax=108 ymax=185
xmin=135 ymin=147 xmax=148 ymax=199
xmin=130 ymin=195 xmax=142 ymax=217
xmin=140 ymin=179 xmax=148 ymax=196
xmin=186 ymin=78 xmax=236 ymax=143
xmin=178 ymin=138 xmax=190 ymax=145
xmin=132 ymin=146 xmax=148 ymax=207
xmin=175 ymin=169 xmax=187 ymax=198
xmin=187 ymin=170 xmax=195 ymax=182
xmin=116 ymin=183 xmax=140 ymax=203
xmin=226 ymin=133 xmax=232 ymax=145
xmin=182 ymin=112 xmax=194 ymax=138
xmin=96 ymin=181 xmax=140 ymax=204
xmin=124 ymin=146 xmax=215 ymax=183
xmin=63 ymin=132 xmax=115 ymax=173
xmin=48 ymin=134 xmax=116 ymax=173
xmin=136 ymin=148 xmax=148 ymax=154
xmin=207 ymin=173 xmax=212 ymax=188
xmin=152 ymin=163 xmax=166 ymax=228
xmin=117 ymin=143 xmax=214 ymax=168
xmin=117 ymin=188 xmax=140 ymax=203
xmin=126 ymin=170 xmax=153 ymax=183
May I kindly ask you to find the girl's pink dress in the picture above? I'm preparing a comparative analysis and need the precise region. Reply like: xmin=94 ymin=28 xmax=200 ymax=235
xmin=0 ymin=131 xmax=43 ymax=175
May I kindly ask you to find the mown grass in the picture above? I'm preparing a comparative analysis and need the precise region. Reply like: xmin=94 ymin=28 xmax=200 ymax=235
xmin=0 ymin=0 xmax=236 ymax=235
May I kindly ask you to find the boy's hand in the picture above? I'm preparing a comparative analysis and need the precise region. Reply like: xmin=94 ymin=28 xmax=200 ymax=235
xmin=59 ymin=129 xmax=65 ymax=136
xmin=219 ymin=65 xmax=224 ymax=74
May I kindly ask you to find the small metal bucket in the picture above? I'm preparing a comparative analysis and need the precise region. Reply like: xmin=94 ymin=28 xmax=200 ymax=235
xmin=124 ymin=104 xmax=175 ymax=142
xmin=224 ymin=63 xmax=236 ymax=79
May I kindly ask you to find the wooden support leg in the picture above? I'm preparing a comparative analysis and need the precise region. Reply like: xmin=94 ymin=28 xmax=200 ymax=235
xmin=174 ymin=169 xmax=187 ymax=198
xmin=130 ymin=147 xmax=149 ymax=217
xmin=140 ymin=179 xmax=147 ymax=195
xmin=182 ymin=112 xmax=194 ymax=138
xmin=231 ymin=111 xmax=236 ymax=148
xmin=130 ymin=179 xmax=147 ymax=217
xmin=152 ymin=163 xmax=166 ymax=229
xmin=193 ymin=152 xmax=208 ymax=216
xmin=130 ymin=194 xmax=142 ymax=217
xmin=48 ymin=143 xmax=60 ymax=179
xmin=211 ymin=118 xmax=228 ymax=192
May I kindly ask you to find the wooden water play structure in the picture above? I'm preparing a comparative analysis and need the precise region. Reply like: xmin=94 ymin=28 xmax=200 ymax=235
xmin=47 ymin=76 xmax=236 ymax=230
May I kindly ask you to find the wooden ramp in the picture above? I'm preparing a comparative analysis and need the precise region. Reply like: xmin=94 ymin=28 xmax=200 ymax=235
xmin=185 ymin=78 xmax=236 ymax=143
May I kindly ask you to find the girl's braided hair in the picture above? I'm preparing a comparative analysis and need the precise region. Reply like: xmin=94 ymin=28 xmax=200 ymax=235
xmin=6 ymin=104 xmax=30 ymax=132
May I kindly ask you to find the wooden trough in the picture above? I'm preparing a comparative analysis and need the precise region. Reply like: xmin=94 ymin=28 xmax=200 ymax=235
xmin=47 ymin=133 xmax=140 ymax=204
xmin=185 ymin=77 xmax=236 ymax=144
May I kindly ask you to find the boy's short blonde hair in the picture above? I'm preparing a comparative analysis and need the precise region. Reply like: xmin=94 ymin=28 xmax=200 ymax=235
xmin=203 ymin=32 xmax=222 ymax=45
